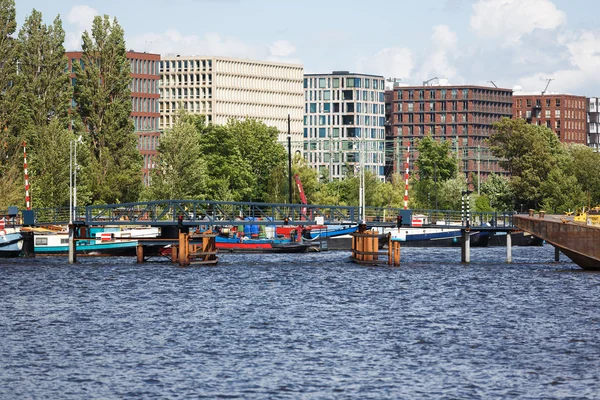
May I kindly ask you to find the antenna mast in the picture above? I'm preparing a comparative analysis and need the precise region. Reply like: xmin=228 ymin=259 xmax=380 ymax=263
xmin=542 ymin=78 xmax=554 ymax=95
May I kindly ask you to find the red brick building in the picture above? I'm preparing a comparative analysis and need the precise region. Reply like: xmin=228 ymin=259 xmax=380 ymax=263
xmin=388 ymin=83 xmax=513 ymax=181
xmin=66 ymin=51 xmax=161 ymax=186
xmin=512 ymin=92 xmax=587 ymax=144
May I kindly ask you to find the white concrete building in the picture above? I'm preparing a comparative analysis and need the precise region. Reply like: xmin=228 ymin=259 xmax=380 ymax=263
xmin=304 ymin=72 xmax=387 ymax=181
xmin=588 ymin=97 xmax=600 ymax=150
xmin=159 ymin=56 xmax=304 ymax=147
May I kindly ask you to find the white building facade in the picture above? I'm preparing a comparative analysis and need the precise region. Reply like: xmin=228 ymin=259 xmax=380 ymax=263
xmin=159 ymin=56 xmax=304 ymax=147
xmin=304 ymin=72 xmax=387 ymax=181
xmin=588 ymin=97 xmax=600 ymax=150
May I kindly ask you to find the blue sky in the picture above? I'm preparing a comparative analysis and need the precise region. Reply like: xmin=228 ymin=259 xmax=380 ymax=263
xmin=15 ymin=0 xmax=600 ymax=95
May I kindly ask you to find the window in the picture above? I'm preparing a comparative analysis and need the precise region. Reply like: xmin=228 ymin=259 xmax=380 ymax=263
xmin=332 ymin=128 xmax=340 ymax=138
xmin=407 ymin=102 xmax=414 ymax=112
xmin=319 ymin=116 xmax=326 ymax=125
xmin=319 ymin=78 xmax=326 ymax=88
xmin=556 ymin=99 xmax=561 ymax=107
xmin=342 ymin=90 xmax=353 ymax=100
xmin=333 ymin=78 xmax=340 ymax=88
xmin=555 ymin=110 xmax=561 ymax=118
xmin=546 ymin=99 xmax=551 ymax=107
xmin=36 ymin=237 xmax=48 ymax=246
xmin=324 ymin=103 xmax=331 ymax=113
xmin=545 ymin=110 xmax=551 ymax=118
xmin=323 ymin=90 xmax=331 ymax=101
xmin=365 ymin=79 xmax=370 ymax=89
xmin=462 ymin=89 xmax=468 ymax=98
xmin=310 ymin=103 xmax=316 ymax=113
xmin=347 ymin=103 xmax=355 ymax=112
xmin=319 ymin=128 xmax=326 ymax=137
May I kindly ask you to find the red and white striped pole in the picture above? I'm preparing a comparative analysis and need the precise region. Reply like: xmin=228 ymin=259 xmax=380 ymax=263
xmin=23 ymin=141 xmax=30 ymax=210
xmin=403 ymin=142 xmax=410 ymax=210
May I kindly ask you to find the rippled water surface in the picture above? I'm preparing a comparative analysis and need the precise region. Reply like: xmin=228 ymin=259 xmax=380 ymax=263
xmin=1 ymin=246 xmax=599 ymax=399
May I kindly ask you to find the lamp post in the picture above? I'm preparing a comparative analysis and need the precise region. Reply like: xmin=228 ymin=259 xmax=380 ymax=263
xmin=287 ymin=114 xmax=292 ymax=205
xmin=70 ymin=135 xmax=83 ymax=222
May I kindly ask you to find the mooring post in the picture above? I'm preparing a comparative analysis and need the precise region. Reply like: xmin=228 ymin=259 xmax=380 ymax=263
xmin=555 ymin=246 xmax=560 ymax=262
xmin=68 ymin=223 xmax=77 ymax=264
xmin=506 ymin=232 xmax=512 ymax=263
xmin=461 ymin=229 xmax=470 ymax=263
xmin=136 ymin=243 xmax=144 ymax=264
xmin=178 ymin=232 xmax=188 ymax=267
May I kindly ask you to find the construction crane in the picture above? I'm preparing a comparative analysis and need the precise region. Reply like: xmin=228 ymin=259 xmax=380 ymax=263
xmin=487 ymin=80 xmax=498 ymax=88
xmin=542 ymin=78 xmax=554 ymax=95
xmin=423 ymin=77 xmax=438 ymax=86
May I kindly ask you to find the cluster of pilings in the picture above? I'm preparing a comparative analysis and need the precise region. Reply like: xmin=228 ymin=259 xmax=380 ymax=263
xmin=351 ymin=225 xmax=401 ymax=267
xmin=167 ymin=230 xmax=218 ymax=267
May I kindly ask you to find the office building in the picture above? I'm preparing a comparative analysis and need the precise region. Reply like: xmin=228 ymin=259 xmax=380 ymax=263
xmin=303 ymin=71 xmax=387 ymax=181
xmin=588 ymin=97 xmax=600 ymax=150
xmin=158 ymin=56 xmax=304 ymax=148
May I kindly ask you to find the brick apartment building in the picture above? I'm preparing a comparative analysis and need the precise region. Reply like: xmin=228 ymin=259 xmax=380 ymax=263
xmin=66 ymin=51 xmax=161 ymax=186
xmin=388 ymin=81 xmax=513 ymax=182
xmin=512 ymin=91 xmax=587 ymax=144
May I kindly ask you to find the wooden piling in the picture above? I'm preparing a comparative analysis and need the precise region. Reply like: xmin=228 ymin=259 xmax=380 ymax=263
xmin=461 ymin=229 xmax=471 ymax=263
xmin=136 ymin=243 xmax=144 ymax=264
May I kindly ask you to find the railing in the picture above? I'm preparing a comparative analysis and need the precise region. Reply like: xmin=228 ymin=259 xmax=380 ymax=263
xmin=10 ymin=201 xmax=516 ymax=229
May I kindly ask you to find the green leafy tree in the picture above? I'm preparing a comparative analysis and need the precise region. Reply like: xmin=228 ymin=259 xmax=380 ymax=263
xmin=0 ymin=0 xmax=20 ymax=208
xmin=290 ymin=155 xmax=320 ymax=204
xmin=540 ymin=168 xmax=584 ymax=214
xmin=226 ymin=118 xmax=287 ymax=202
xmin=16 ymin=10 xmax=72 ymax=207
xmin=489 ymin=118 xmax=565 ymax=209
xmin=74 ymin=15 xmax=142 ymax=204
xmin=481 ymin=173 xmax=513 ymax=211
xmin=29 ymin=120 xmax=76 ymax=208
xmin=412 ymin=135 xmax=459 ymax=209
xmin=198 ymin=123 xmax=255 ymax=201
xmin=144 ymin=114 xmax=207 ymax=200
xmin=568 ymin=144 xmax=600 ymax=207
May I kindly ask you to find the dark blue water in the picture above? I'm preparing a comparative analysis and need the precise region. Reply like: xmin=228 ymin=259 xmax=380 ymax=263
xmin=1 ymin=246 xmax=599 ymax=399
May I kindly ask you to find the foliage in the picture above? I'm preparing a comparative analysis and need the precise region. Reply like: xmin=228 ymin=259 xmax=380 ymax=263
xmin=480 ymin=173 xmax=513 ymax=211
xmin=568 ymin=144 xmax=600 ymax=207
xmin=74 ymin=15 xmax=142 ymax=204
xmin=539 ymin=167 xmax=584 ymax=214
xmin=144 ymin=115 xmax=207 ymax=200
xmin=16 ymin=10 xmax=73 ymax=207
xmin=411 ymin=135 xmax=459 ymax=209
xmin=28 ymin=121 xmax=77 ymax=208
xmin=474 ymin=194 xmax=493 ymax=212
xmin=489 ymin=118 xmax=565 ymax=209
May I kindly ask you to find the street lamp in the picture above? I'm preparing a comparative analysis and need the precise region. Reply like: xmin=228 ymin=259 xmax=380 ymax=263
xmin=70 ymin=135 xmax=83 ymax=222
xmin=287 ymin=114 xmax=292 ymax=205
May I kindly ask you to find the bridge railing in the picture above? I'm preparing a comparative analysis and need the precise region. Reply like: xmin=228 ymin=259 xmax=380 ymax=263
xmin=84 ymin=200 xmax=359 ymax=225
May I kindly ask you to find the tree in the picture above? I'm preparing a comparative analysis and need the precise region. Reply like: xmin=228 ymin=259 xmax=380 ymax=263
xmin=481 ymin=173 xmax=513 ymax=211
xmin=29 ymin=120 xmax=76 ymax=208
xmin=16 ymin=10 xmax=72 ymax=207
xmin=568 ymin=144 xmax=600 ymax=206
xmin=540 ymin=167 xmax=584 ymax=214
xmin=74 ymin=15 xmax=142 ymax=204
xmin=489 ymin=118 xmax=565 ymax=209
xmin=226 ymin=118 xmax=287 ymax=202
xmin=144 ymin=114 xmax=207 ymax=200
xmin=0 ymin=0 xmax=20 ymax=208
xmin=411 ymin=135 xmax=459 ymax=209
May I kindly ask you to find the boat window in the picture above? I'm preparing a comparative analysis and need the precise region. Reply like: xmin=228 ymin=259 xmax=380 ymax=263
xmin=61 ymin=238 xmax=69 ymax=244
xmin=36 ymin=237 xmax=48 ymax=246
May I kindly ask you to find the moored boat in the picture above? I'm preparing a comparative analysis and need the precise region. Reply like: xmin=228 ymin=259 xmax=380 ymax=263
xmin=0 ymin=230 xmax=24 ymax=258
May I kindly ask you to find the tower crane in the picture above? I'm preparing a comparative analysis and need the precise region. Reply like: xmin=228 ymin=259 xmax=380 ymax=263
xmin=542 ymin=78 xmax=554 ymax=95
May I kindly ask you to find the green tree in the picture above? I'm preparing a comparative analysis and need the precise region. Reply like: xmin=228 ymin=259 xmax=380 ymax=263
xmin=74 ymin=15 xmax=142 ymax=204
xmin=568 ymin=144 xmax=600 ymax=206
xmin=226 ymin=118 xmax=287 ymax=202
xmin=144 ymin=115 xmax=207 ymax=200
xmin=489 ymin=118 xmax=564 ymax=209
xmin=0 ymin=0 xmax=20 ymax=208
xmin=412 ymin=135 xmax=459 ymax=209
xmin=28 ymin=120 xmax=76 ymax=208
xmin=540 ymin=167 xmax=584 ymax=214
xmin=16 ymin=10 xmax=72 ymax=207
xmin=481 ymin=173 xmax=513 ymax=211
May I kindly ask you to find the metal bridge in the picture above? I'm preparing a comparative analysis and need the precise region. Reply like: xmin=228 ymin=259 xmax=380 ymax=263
xmin=4 ymin=200 xmax=516 ymax=230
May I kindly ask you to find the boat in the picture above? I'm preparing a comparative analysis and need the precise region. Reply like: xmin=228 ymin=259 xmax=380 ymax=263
xmin=215 ymin=235 xmax=314 ymax=253
xmin=0 ymin=229 xmax=23 ymax=258
xmin=30 ymin=226 xmax=160 ymax=256
xmin=487 ymin=231 xmax=544 ymax=246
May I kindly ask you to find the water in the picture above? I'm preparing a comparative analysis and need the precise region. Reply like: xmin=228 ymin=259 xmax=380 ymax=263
xmin=1 ymin=246 xmax=599 ymax=399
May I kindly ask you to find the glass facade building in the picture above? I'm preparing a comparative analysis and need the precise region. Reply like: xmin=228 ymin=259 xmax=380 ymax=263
xmin=304 ymin=72 xmax=386 ymax=181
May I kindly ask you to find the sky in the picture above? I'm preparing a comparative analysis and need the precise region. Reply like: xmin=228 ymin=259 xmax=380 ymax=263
xmin=15 ymin=0 xmax=600 ymax=96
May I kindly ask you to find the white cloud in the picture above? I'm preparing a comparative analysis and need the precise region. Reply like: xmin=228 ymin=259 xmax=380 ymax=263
xmin=355 ymin=47 xmax=414 ymax=81
xmin=64 ymin=5 xmax=98 ymax=50
xmin=470 ymin=0 xmax=566 ymax=45
xmin=516 ymin=30 xmax=600 ymax=95
xmin=127 ymin=31 xmax=302 ymax=65
xmin=269 ymin=40 xmax=296 ymax=57
xmin=417 ymin=25 xmax=460 ymax=83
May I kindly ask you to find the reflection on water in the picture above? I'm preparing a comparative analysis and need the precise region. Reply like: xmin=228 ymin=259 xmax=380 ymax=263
xmin=1 ymin=246 xmax=598 ymax=399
